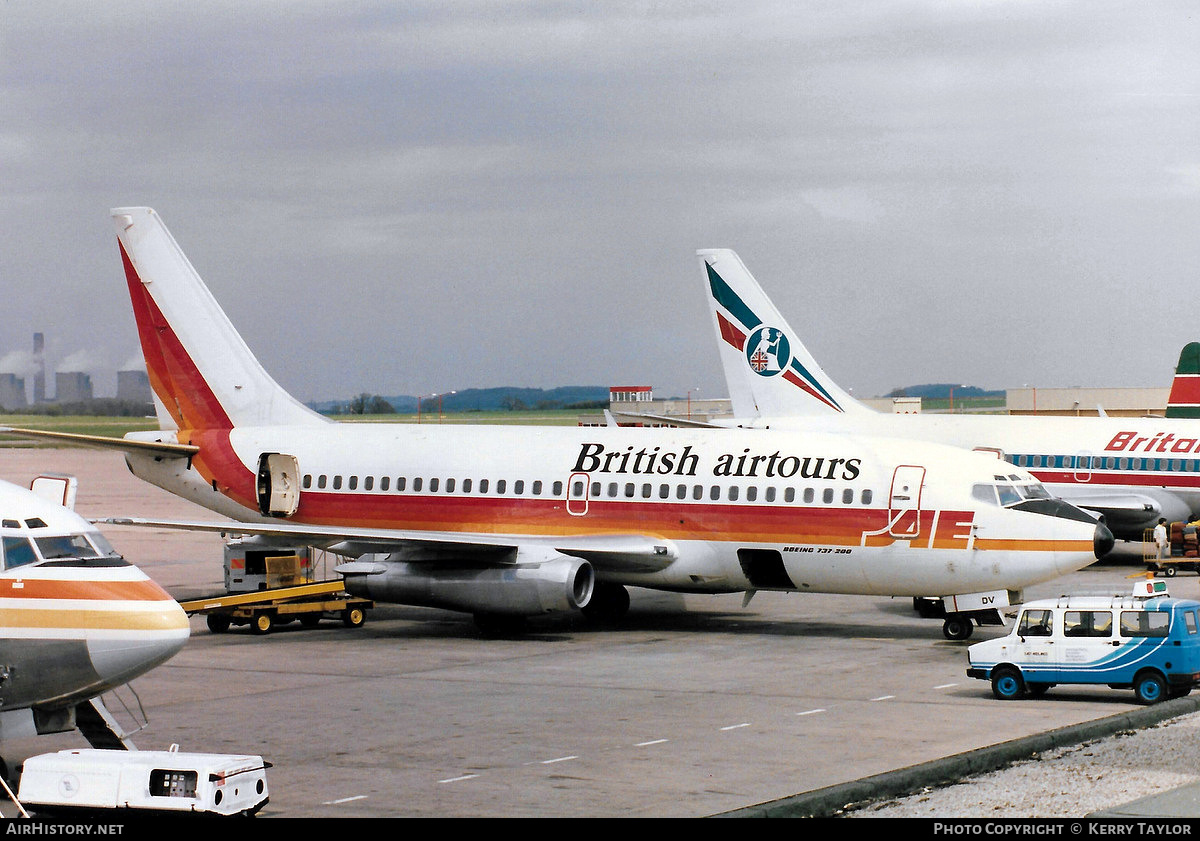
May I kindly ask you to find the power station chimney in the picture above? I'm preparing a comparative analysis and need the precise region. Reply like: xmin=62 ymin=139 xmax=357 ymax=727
xmin=32 ymin=332 xmax=45 ymax=403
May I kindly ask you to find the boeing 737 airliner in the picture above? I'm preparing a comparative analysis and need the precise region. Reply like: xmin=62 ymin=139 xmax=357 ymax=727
xmin=2 ymin=210 xmax=1114 ymax=639
xmin=696 ymin=248 xmax=1200 ymax=543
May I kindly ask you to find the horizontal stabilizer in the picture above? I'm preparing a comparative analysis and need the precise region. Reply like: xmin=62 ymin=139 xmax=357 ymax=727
xmin=0 ymin=427 xmax=198 ymax=458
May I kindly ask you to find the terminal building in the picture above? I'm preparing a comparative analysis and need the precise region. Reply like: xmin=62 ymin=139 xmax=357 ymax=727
xmin=583 ymin=386 xmax=1170 ymax=426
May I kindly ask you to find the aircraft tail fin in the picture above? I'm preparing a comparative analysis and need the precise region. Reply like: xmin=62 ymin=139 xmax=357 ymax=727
xmin=112 ymin=208 xmax=329 ymax=432
xmin=698 ymin=249 xmax=869 ymax=419
xmin=1166 ymin=342 xmax=1200 ymax=418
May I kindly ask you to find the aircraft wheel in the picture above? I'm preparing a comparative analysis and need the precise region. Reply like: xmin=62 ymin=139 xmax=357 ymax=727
xmin=991 ymin=666 xmax=1025 ymax=700
xmin=342 ymin=606 xmax=366 ymax=628
xmin=206 ymin=613 xmax=232 ymax=634
xmin=942 ymin=615 xmax=974 ymax=641
xmin=474 ymin=613 xmax=526 ymax=636
xmin=251 ymin=612 xmax=274 ymax=635
xmin=581 ymin=582 xmax=631 ymax=623
xmin=1134 ymin=670 xmax=1168 ymax=705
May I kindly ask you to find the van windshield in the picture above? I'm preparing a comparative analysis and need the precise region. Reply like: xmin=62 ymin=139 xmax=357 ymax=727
xmin=1018 ymin=609 xmax=1054 ymax=636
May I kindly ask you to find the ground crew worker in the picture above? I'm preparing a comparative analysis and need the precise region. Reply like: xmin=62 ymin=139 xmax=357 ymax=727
xmin=1154 ymin=518 xmax=1169 ymax=561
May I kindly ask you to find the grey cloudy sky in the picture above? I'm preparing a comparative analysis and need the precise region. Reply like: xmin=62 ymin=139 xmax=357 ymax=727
xmin=3 ymin=1 xmax=1199 ymax=404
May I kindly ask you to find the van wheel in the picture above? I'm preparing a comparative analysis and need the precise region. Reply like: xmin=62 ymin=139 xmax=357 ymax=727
xmin=1134 ymin=671 xmax=1168 ymax=704
xmin=991 ymin=666 xmax=1025 ymax=700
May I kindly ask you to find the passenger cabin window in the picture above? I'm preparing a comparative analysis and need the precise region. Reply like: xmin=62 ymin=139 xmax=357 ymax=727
xmin=1121 ymin=611 xmax=1169 ymax=638
xmin=1187 ymin=611 xmax=1199 ymax=635
xmin=1018 ymin=609 xmax=1054 ymax=637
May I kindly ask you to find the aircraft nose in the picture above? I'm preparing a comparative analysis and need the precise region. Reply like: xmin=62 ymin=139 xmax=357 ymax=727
xmin=87 ymin=600 xmax=191 ymax=687
xmin=1094 ymin=521 xmax=1115 ymax=559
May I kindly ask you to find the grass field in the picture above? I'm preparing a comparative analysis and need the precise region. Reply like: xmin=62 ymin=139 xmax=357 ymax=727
xmin=0 ymin=408 xmax=585 ymax=444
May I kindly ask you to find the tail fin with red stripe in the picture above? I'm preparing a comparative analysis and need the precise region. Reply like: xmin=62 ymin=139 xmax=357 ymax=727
xmin=1166 ymin=342 xmax=1200 ymax=419
xmin=112 ymin=208 xmax=328 ymax=432
xmin=698 ymin=249 xmax=870 ymax=420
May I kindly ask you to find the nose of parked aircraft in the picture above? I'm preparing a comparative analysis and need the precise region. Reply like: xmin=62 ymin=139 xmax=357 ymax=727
xmin=1094 ymin=521 xmax=1115 ymax=559
xmin=86 ymin=598 xmax=191 ymax=689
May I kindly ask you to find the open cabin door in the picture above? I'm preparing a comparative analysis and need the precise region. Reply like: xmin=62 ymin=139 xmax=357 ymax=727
xmin=889 ymin=465 xmax=926 ymax=538
xmin=257 ymin=453 xmax=300 ymax=518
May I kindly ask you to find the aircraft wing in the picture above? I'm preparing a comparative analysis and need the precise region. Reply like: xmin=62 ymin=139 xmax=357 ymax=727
xmin=1053 ymin=491 xmax=1162 ymax=535
xmin=98 ymin=517 xmax=678 ymax=574
xmin=0 ymin=427 xmax=198 ymax=458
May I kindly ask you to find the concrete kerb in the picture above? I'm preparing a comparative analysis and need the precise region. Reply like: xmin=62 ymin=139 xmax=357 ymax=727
xmin=713 ymin=697 xmax=1200 ymax=818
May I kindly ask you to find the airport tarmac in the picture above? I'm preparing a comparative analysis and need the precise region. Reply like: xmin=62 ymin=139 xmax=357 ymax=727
xmin=0 ymin=447 xmax=1194 ymax=819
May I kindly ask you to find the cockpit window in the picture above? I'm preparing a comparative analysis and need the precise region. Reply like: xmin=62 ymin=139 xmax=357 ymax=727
xmin=2 ymin=536 xmax=37 ymax=569
xmin=996 ymin=484 xmax=1022 ymax=506
xmin=35 ymin=534 xmax=104 ymax=560
xmin=87 ymin=532 xmax=118 ymax=557
xmin=973 ymin=476 xmax=1055 ymax=508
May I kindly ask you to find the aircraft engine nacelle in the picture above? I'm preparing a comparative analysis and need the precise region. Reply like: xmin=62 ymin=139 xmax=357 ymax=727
xmin=338 ymin=555 xmax=595 ymax=618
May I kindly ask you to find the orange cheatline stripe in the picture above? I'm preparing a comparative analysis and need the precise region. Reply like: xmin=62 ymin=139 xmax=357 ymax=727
xmin=974 ymin=539 xmax=1095 ymax=552
xmin=0 ymin=607 xmax=189 ymax=631
xmin=0 ymin=578 xmax=173 ymax=601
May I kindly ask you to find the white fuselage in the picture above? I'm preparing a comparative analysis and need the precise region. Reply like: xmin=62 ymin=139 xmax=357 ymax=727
xmin=735 ymin=412 xmax=1200 ymax=537
xmin=124 ymin=423 xmax=1105 ymax=599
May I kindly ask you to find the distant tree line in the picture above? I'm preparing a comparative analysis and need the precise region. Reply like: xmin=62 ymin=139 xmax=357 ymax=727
xmin=0 ymin=398 xmax=154 ymax=417
xmin=342 ymin=393 xmax=396 ymax=415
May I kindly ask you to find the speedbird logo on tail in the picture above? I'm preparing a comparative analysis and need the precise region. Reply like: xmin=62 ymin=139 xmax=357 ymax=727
xmin=705 ymin=261 xmax=845 ymax=412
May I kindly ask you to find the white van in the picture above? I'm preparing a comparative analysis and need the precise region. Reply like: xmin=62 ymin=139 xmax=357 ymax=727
xmin=966 ymin=580 xmax=1200 ymax=704
xmin=17 ymin=748 xmax=270 ymax=817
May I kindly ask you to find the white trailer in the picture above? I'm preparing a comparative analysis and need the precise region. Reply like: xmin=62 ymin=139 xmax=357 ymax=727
xmin=17 ymin=747 xmax=269 ymax=817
